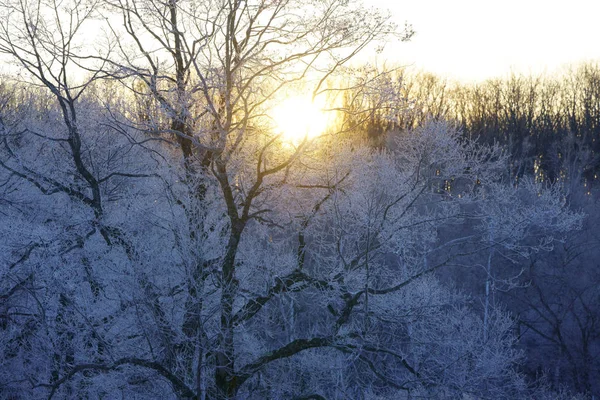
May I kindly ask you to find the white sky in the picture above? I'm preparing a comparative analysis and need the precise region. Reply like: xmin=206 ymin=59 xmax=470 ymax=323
xmin=366 ymin=0 xmax=600 ymax=82
xmin=2 ymin=0 xmax=598 ymax=84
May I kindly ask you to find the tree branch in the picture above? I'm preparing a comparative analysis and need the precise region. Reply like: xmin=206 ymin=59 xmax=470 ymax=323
xmin=43 ymin=357 xmax=196 ymax=400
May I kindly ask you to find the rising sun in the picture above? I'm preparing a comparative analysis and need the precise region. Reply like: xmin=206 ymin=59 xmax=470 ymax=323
xmin=271 ymin=94 xmax=329 ymax=141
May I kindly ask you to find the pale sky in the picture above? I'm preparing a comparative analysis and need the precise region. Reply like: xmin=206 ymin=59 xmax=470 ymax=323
xmin=367 ymin=0 xmax=600 ymax=82
xmin=2 ymin=0 xmax=598 ymax=84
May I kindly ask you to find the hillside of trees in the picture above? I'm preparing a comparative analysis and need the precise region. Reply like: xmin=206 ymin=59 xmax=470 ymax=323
xmin=0 ymin=0 xmax=598 ymax=399
xmin=345 ymin=64 xmax=600 ymax=397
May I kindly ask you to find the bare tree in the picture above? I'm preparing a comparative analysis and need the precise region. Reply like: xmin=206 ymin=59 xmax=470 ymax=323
xmin=86 ymin=1 xmax=413 ymax=398
xmin=0 ymin=0 xmax=160 ymax=396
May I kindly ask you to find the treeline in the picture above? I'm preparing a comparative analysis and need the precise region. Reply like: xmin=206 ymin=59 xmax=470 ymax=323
xmin=355 ymin=63 xmax=600 ymax=192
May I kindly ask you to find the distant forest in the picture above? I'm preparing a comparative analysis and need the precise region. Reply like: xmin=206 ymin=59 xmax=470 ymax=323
xmin=358 ymin=63 xmax=600 ymax=193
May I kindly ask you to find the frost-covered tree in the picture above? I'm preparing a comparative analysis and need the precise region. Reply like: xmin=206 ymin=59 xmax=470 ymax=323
xmin=471 ymin=179 xmax=583 ymax=340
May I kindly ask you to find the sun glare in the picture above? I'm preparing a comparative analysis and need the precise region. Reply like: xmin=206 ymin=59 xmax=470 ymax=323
xmin=271 ymin=95 xmax=329 ymax=141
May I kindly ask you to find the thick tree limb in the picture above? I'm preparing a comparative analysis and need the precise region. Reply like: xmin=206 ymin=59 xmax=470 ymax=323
xmin=44 ymin=357 xmax=196 ymax=400
xmin=233 ymin=269 xmax=333 ymax=327
xmin=236 ymin=336 xmax=334 ymax=388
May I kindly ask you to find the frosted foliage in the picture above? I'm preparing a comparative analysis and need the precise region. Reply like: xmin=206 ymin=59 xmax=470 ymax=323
xmin=1 ymin=97 xmax=581 ymax=400
xmin=0 ymin=0 xmax=583 ymax=396
xmin=477 ymin=178 xmax=583 ymax=250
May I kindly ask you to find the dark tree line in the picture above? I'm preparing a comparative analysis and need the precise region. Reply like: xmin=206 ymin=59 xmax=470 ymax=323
xmin=353 ymin=64 xmax=600 ymax=192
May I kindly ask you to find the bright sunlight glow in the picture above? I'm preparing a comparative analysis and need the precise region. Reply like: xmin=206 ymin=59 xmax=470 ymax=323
xmin=271 ymin=95 xmax=329 ymax=141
